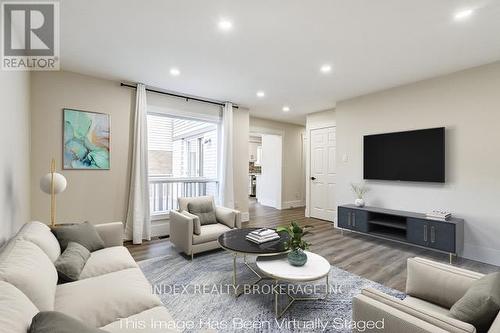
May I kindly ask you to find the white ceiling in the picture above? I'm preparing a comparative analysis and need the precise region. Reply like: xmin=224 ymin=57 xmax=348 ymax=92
xmin=60 ymin=0 xmax=500 ymax=125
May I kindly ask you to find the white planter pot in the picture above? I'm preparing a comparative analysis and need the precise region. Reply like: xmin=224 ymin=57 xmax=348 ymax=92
xmin=355 ymin=198 xmax=365 ymax=207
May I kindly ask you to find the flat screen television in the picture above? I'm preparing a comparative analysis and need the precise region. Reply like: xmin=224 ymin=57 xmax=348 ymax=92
xmin=363 ymin=127 xmax=445 ymax=183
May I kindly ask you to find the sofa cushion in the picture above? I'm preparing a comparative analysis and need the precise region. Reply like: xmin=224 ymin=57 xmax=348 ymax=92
xmin=55 ymin=268 xmax=161 ymax=328
xmin=0 ymin=239 xmax=57 ymax=310
xmin=79 ymin=246 xmax=137 ymax=279
xmin=17 ymin=221 xmax=61 ymax=262
xmin=406 ymin=257 xmax=483 ymax=308
xmin=0 ymin=281 xmax=39 ymax=333
xmin=192 ymin=224 xmax=231 ymax=245
xmin=450 ymin=272 xmax=500 ymax=333
xmin=181 ymin=210 xmax=201 ymax=235
xmin=29 ymin=311 xmax=107 ymax=333
xmin=52 ymin=222 xmax=105 ymax=252
xmin=100 ymin=306 xmax=177 ymax=332
xmin=55 ymin=242 xmax=91 ymax=283
xmin=188 ymin=201 xmax=217 ymax=226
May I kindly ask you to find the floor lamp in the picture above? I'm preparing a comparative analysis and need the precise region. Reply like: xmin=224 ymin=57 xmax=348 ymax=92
xmin=40 ymin=159 xmax=67 ymax=228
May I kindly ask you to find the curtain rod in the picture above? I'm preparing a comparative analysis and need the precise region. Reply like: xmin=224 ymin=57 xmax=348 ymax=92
xmin=120 ymin=82 xmax=239 ymax=109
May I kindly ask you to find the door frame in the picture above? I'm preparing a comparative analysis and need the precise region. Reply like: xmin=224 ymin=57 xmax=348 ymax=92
xmin=305 ymin=124 xmax=337 ymax=221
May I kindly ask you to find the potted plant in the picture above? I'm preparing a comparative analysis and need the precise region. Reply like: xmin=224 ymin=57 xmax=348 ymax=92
xmin=351 ymin=182 xmax=369 ymax=207
xmin=276 ymin=221 xmax=313 ymax=266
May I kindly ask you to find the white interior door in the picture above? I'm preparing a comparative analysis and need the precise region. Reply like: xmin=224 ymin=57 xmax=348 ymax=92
xmin=310 ymin=127 xmax=336 ymax=221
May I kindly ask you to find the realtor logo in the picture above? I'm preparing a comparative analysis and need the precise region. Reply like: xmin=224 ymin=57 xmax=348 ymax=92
xmin=1 ymin=1 xmax=59 ymax=70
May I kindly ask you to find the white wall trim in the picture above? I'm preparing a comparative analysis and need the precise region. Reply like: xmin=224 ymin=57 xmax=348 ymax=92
xmin=282 ymin=200 xmax=306 ymax=209
xmin=151 ymin=220 xmax=170 ymax=237
xmin=241 ymin=212 xmax=250 ymax=222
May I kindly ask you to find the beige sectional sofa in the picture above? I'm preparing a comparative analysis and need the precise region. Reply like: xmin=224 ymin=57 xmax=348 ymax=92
xmin=353 ymin=257 xmax=500 ymax=333
xmin=0 ymin=221 xmax=176 ymax=333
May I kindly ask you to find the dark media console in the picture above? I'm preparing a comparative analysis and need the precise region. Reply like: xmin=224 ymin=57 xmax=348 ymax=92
xmin=337 ymin=205 xmax=464 ymax=264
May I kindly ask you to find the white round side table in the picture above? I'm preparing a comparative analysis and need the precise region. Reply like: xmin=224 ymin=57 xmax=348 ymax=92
xmin=256 ymin=251 xmax=331 ymax=317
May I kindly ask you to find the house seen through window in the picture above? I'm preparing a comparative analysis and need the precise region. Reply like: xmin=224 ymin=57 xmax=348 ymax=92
xmin=147 ymin=114 xmax=219 ymax=217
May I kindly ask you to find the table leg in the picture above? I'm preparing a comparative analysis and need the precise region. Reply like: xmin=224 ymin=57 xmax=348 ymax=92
xmin=232 ymin=253 xmax=238 ymax=297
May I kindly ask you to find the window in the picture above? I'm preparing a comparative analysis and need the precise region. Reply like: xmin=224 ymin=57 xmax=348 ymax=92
xmin=147 ymin=114 xmax=219 ymax=218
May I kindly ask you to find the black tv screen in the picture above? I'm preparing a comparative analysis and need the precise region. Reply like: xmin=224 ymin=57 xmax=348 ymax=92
xmin=363 ymin=127 xmax=445 ymax=182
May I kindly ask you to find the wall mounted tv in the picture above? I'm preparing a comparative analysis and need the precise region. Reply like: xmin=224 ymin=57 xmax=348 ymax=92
xmin=363 ymin=127 xmax=445 ymax=183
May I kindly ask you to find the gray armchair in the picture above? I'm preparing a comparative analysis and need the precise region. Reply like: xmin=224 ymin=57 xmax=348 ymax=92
xmin=169 ymin=196 xmax=241 ymax=259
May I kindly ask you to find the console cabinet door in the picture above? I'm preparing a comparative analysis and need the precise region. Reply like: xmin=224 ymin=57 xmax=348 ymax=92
xmin=407 ymin=218 xmax=429 ymax=247
xmin=337 ymin=207 xmax=353 ymax=230
xmin=428 ymin=221 xmax=455 ymax=253
xmin=353 ymin=210 xmax=369 ymax=233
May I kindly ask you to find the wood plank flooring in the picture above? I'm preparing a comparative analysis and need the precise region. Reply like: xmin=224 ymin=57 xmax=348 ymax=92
xmin=127 ymin=200 xmax=498 ymax=291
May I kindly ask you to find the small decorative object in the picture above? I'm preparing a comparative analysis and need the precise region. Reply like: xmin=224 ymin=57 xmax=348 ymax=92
xmin=63 ymin=108 xmax=110 ymax=169
xmin=276 ymin=221 xmax=313 ymax=267
xmin=351 ymin=182 xmax=369 ymax=207
xmin=40 ymin=158 xmax=67 ymax=227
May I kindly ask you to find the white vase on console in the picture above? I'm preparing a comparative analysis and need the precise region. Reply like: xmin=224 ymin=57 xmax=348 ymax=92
xmin=355 ymin=198 xmax=365 ymax=207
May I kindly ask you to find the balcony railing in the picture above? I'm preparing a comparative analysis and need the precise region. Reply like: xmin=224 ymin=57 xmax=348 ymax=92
xmin=149 ymin=177 xmax=219 ymax=218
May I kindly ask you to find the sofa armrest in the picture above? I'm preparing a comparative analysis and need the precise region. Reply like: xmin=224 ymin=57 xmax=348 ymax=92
xmin=215 ymin=206 xmax=241 ymax=229
xmin=406 ymin=257 xmax=484 ymax=308
xmin=94 ymin=222 xmax=124 ymax=247
xmin=354 ymin=288 xmax=476 ymax=333
xmin=169 ymin=211 xmax=194 ymax=255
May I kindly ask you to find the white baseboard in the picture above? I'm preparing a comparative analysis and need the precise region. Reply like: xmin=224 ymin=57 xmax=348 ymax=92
xmin=151 ymin=220 xmax=170 ymax=238
xmin=241 ymin=212 xmax=250 ymax=222
xmin=281 ymin=200 xmax=306 ymax=210
xmin=463 ymin=243 xmax=500 ymax=266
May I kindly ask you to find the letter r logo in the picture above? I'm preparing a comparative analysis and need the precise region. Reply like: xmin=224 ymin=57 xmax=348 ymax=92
xmin=2 ymin=2 xmax=56 ymax=56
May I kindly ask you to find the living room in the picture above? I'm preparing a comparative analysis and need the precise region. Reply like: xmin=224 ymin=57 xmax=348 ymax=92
xmin=1 ymin=1 xmax=500 ymax=332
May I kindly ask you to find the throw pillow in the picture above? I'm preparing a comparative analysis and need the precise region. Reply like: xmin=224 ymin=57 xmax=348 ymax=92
xmin=188 ymin=201 xmax=217 ymax=226
xmin=449 ymin=272 xmax=500 ymax=333
xmin=181 ymin=210 xmax=201 ymax=235
xmin=29 ymin=311 xmax=107 ymax=333
xmin=52 ymin=222 xmax=105 ymax=252
xmin=54 ymin=242 xmax=91 ymax=284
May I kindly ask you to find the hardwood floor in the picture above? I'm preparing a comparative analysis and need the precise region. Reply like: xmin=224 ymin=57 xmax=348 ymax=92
xmin=127 ymin=199 xmax=498 ymax=291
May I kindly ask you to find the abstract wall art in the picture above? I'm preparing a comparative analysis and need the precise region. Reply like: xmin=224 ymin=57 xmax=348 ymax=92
xmin=63 ymin=109 xmax=110 ymax=169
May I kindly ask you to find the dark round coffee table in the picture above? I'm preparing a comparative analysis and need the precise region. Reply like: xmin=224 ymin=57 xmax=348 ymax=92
xmin=218 ymin=228 xmax=289 ymax=296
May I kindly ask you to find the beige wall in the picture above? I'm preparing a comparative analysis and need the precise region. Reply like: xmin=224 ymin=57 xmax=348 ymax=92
xmin=0 ymin=71 xmax=31 ymax=244
xmin=336 ymin=61 xmax=500 ymax=265
xmin=30 ymin=71 xmax=250 ymax=227
xmin=250 ymin=117 xmax=306 ymax=208
xmin=31 ymin=71 xmax=134 ymax=225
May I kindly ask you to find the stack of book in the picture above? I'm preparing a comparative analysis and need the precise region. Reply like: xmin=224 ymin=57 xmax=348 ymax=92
xmin=426 ymin=210 xmax=452 ymax=221
xmin=246 ymin=228 xmax=280 ymax=244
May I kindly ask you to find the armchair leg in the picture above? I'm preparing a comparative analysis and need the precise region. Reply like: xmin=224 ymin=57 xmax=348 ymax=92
xmin=191 ymin=252 xmax=194 ymax=260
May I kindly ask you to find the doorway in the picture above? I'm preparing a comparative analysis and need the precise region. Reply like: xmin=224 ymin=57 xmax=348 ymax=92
xmin=248 ymin=132 xmax=283 ymax=210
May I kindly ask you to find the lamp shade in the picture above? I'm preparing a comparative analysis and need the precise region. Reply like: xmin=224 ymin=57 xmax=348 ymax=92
xmin=40 ymin=172 xmax=67 ymax=194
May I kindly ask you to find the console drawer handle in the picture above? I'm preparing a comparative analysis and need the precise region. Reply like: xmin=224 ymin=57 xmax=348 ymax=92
xmin=424 ymin=225 xmax=428 ymax=242
xmin=431 ymin=226 xmax=436 ymax=243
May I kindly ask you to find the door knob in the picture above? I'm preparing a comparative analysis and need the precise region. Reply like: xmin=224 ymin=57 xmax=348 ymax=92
xmin=310 ymin=177 xmax=316 ymax=180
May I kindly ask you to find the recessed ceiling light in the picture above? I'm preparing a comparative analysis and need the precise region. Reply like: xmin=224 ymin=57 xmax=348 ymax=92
xmin=256 ymin=91 xmax=265 ymax=98
xmin=170 ymin=68 xmax=180 ymax=76
xmin=218 ymin=19 xmax=233 ymax=31
xmin=282 ymin=106 xmax=290 ymax=112
xmin=320 ymin=64 xmax=332 ymax=73
xmin=454 ymin=9 xmax=474 ymax=21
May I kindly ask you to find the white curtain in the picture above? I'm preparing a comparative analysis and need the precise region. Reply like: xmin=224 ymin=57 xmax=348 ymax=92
xmin=125 ymin=83 xmax=151 ymax=244
xmin=218 ymin=102 xmax=235 ymax=208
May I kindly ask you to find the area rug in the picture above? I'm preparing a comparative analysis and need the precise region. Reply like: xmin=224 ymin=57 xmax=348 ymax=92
xmin=139 ymin=244 xmax=405 ymax=333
